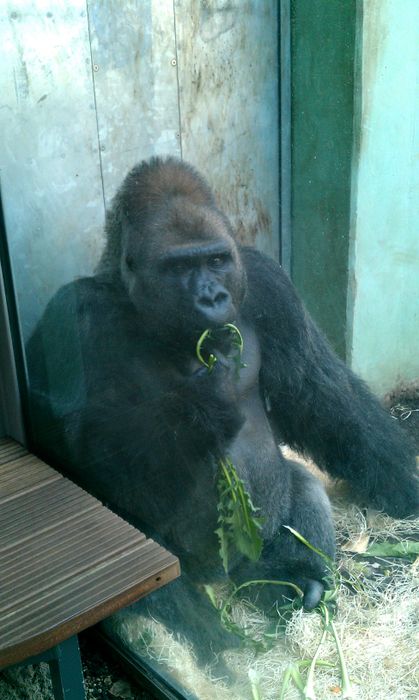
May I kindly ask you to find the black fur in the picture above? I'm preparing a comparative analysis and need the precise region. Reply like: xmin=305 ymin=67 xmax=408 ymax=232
xmin=26 ymin=157 xmax=418 ymax=663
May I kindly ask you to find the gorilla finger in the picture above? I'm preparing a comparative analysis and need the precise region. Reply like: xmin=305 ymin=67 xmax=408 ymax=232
xmin=302 ymin=579 xmax=324 ymax=610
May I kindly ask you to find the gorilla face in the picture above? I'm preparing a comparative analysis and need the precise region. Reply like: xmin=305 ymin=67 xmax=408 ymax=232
xmin=120 ymin=195 xmax=247 ymax=342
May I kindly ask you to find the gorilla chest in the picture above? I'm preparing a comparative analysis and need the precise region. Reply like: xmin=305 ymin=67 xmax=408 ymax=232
xmin=227 ymin=322 xmax=284 ymax=525
xmin=137 ymin=322 xmax=281 ymax=513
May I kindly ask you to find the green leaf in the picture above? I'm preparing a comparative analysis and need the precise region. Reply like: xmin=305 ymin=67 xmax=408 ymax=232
xmin=203 ymin=584 xmax=219 ymax=609
xmin=283 ymin=525 xmax=334 ymax=566
xmin=215 ymin=526 xmax=231 ymax=574
xmin=361 ymin=540 xmax=419 ymax=558
xmin=230 ymin=505 xmax=263 ymax=562
xmin=215 ymin=457 xmax=264 ymax=572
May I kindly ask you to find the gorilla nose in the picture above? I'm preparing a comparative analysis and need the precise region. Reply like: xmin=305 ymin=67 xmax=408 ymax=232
xmin=198 ymin=290 xmax=229 ymax=308
xmin=195 ymin=288 xmax=232 ymax=322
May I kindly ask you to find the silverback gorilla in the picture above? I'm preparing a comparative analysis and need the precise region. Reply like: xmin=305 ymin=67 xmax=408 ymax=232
xmin=27 ymin=157 xmax=418 ymax=659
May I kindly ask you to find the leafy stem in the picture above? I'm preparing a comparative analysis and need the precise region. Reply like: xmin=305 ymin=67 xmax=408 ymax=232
xmin=329 ymin=617 xmax=353 ymax=699
xmin=195 ymin=323 xmax=246 ymax=376
xmin=196 ymin=328 xmax=217 ymax=371
xmin=216 ymin=457 xmax=264 ymax=573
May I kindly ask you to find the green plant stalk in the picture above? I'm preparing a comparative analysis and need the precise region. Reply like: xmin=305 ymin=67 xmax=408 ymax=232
xmin=225 ymin=322 xmax=244 ymax=352
xmin=222 ymin=457 xmax=252 ymax=532
xmin=220 ymin=458 xmax=237 ymax=502
xmin=304 ymin=631 xmax=328 ymax=700
xmin=280 ymin=663 xmax=306 ymax=699
xmin=237 ymin=480 xmax=253 ymax=532
xmin=195 ymin=323 xmax=245 ymax=375
xmin=248 ymin=669 xmax=263 ymax=700
xmin=303 ymin=604 xmax=330 ymax=700
xmin=283 ymin=525 xmax=335 ymax=567
xmin=196 ymin=328 xmax=217 ymax=371
xmin=221 ymin=579 xmax=304 ymax=624
xmin=329 ymin=619 xmax=354 ymax=699
xmin=283 ymin=532 xmax=354 ymax=699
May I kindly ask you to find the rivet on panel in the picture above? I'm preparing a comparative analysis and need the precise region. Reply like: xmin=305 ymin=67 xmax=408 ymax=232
xmin=93 ymin=64 xmax=99 ymax=72
xmin=171 ymin=58 xmax=177 ymax=67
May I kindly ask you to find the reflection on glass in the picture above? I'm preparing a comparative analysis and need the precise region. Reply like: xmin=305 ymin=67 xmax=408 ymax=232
xmin=1 ymin=2 xmax=418 ymax=699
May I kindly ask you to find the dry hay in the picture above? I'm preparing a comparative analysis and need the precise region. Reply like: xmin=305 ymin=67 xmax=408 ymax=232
xmin=105 ymin=457 xmax=419 ymax=700
xmin=1 ymin=449 xmax=417 ymax=700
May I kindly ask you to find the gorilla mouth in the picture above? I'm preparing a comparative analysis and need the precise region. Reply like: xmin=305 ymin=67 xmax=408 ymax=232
xmin=195 ymin=323 xmax=244 ymax=373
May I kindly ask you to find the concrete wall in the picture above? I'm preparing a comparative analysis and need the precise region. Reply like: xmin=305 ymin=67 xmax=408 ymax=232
xmin=347 ymin=0 xmax=419 ymax=394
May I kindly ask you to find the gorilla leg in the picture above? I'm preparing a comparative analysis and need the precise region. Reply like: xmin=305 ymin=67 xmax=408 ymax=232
xmin=234 ymin=461 xmax=335 ymax=610
xmin=123 ymin=573 xmax=241 ymax=671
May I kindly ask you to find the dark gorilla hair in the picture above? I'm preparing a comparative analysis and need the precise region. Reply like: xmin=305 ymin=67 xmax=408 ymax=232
xmin=99 ymin=157 xmax=217 ymax=275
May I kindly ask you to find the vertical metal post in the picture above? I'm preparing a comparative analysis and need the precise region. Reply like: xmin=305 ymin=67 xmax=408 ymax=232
xmin=48 ymin=636 xmax=86 ymax=700
xmin=0 ymin=189 xmax=26 ymax=443
xmin=279 ymin=0 xmax=292 ymax=273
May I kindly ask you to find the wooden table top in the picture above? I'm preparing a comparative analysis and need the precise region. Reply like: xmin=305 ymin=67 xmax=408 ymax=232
xmin=0 ymin=438 xmax=180 ymax=668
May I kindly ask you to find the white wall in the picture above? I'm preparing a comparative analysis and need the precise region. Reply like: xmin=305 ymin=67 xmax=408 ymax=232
xmin=348 ymin=0 xmax=419 ymax=394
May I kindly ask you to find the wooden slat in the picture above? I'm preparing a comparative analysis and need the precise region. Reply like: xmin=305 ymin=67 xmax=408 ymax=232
xmin=0 ymin=513 xmax=145 ymax=586
xmin=0 ymin=542 xmax=176 ymax=640
xmin=0 ymin=455 xmax=61 ymax=502
xmin=0 ymin=507 xmax=128 ymax=571
xmin=0 ymin=439 xmax=28 ymax=464
xmin=0 ymin=479 xmax=101 ymax=550
xmin=0 ymin=453 xmax=54 ymax=479
xmin=0 ymin=521 xmax=147 ymax=612
xmin=0 ymin=440 xmax=180 ymax=668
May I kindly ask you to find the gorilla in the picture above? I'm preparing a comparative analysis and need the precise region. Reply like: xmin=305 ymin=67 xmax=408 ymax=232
xmin=27 ymin=157 xmax=418 ymax=658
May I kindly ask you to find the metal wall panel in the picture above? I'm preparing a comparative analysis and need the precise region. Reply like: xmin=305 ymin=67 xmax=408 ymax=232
xmin=87 ymin=0 xmax=181 ymax=206
xmin=175 ymin=0 xmax=279 ymax=259
xmin=0 ymin=0 xmax=279 ymax=341
xmin=0 ymin=1 xmax=105 ymax=340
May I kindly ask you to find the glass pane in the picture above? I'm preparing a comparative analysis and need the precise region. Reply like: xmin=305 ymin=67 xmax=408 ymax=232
xmin=1 ymin=2 xmax=280 ymax=698
xmin=2 ymin=2 xmax=418 ymax=700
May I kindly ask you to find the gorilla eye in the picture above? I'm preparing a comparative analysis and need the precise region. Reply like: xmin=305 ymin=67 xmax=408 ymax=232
xmin=172 ymin=259 xmax=189 ymax=274
xmin=208 ymin=254 xmax=229 ymax=269
xmin=125 ymin=255 xmax=136 ymax=272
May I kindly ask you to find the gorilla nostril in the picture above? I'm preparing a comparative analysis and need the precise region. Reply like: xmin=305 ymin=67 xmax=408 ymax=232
xmin=215 ymin=291 xmax=229 ymax=304
xmin=197 ymin=292 xmax=229 ymax=309
xmin=198 ymin=296 xmax=214 ymax=308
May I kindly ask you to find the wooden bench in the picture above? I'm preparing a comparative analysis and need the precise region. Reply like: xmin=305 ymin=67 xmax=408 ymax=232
xmin=0 ymin=437 xmax=180 ymax=699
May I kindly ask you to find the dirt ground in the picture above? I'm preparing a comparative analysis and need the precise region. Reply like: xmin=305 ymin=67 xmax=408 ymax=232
xmin=1 ymin=380 xmax=418 ymax=700
xmin=0 ymin=632 xmax=156 ymax=700
xmin=79 ymin=633 xmax=156 ymax=700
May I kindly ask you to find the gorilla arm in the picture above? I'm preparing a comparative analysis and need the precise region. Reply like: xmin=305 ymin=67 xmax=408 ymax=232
xmin=27 ymin=276 xmax=244 ymax=495
xmin=241 ymin=247 xmax=418 ymax=518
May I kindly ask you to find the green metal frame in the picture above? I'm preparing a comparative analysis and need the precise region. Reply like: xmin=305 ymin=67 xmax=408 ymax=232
xmin=7 ymin=637 xmax=85 ymax=700
xmin=0 ymin=188 xmax=26 ymax=443
xmin=290 ymin=0 xmax=358 ymax=358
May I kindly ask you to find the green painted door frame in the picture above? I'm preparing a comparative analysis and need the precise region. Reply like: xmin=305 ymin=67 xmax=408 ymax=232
xmin=290 ymin=0 xmax=358 ymax=358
